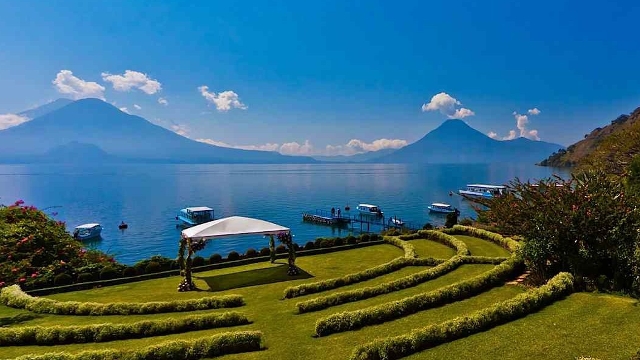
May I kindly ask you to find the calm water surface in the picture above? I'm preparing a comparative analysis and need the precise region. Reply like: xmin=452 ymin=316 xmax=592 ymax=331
xmin=0 ymin=163 xmax=569 ymax=264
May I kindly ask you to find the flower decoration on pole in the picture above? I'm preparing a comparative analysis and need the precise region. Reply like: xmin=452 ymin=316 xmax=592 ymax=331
xmin=269 ymin=235 xmax=276 ymax=263
xmin=277 ymin=231 xmax=299 ymax=276
xmin=177 ymin=235 xmax=208 ymax=292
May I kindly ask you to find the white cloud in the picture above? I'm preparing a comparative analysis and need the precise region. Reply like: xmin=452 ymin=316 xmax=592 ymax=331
xmin=101 ymin=70 xmax=162 ymax=94
xmin=170 ymin=124 xmax=190 ymax=137
xmin=134 ymin=104 xmax=142 ymax=110
xmin=52 ymin=70 xmax=105 ymax=100
xmin=158 ymin=98 xmax=168 ymax=106
xmin=527 ymin=129 xmax=540 ymax=141
xmin=503 ymin=130 xmax=518 ymax=140
xmin=513 ymin=110 xmax=540 ymax=140
xmin=198 ymin=86 xmax=247 ymax=111
xmin=195 ymin=138 xmax=407 ymax=156
xmin=0 ymin=113 xmax=30 ymax=130
xmin=527 ymin=108 xmax=541 ymax=115
xmin=119 ymin=107 xmax=130 ymax=114
xmin=421 ymin=92 xmax=475 ymax=119
xmin=487 ymin=131 xmax=498 ymax=139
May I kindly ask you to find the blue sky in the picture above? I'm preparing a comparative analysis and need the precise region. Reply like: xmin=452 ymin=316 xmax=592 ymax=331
xmin=1 ymin=0 xmax=639 ymax=155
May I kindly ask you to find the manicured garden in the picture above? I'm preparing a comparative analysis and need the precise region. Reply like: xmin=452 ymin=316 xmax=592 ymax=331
xmin=1 ymin=226 xmax=638 ymax=360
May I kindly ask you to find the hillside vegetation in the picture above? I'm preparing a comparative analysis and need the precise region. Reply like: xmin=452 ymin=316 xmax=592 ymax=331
xmin=540 ymin=107 xmax=640 ymax=175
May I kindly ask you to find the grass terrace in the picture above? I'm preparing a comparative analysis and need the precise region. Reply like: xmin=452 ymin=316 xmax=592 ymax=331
xmin=0 ymin=227 xmax=638 ymax=360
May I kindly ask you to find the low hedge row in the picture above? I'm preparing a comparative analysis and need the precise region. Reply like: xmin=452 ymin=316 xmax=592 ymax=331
xmin=0 ymin=311 xmax=249 ymax=346
xmin=296 ymin=256 xmax=464 ymax=313
xmin=283 ymin=257 xmax=408 ymax=299
xmin=402 ymin=230 xmax=470 ymax=256
xmin=444 ymin=225 xmax=520 ymax=252
xmin=349 ymin=272 xmax=575 ymax=360
xmin=0 ymin=285 xmax=244 ymax=315
xmin=11 ymin=330 xmax=264 ymax=360
xmin=462 ymin=256 xmax=509 ymax=264
xmin=314 ymin=254 xmax=523 ymax=336
xmin=382 ymin=236 xmax=418 ymax=259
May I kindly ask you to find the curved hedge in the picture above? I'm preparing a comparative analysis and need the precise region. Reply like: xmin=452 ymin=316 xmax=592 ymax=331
xmin=443 ymin=225 xmax=520 ymax=252
xmin=0 ymin=311 xmax=250 ymax=346
xmin=382 ymin=236 xmax=418 ymax=259
xmin=463 ymin=256 xmax=509 ymax=264
xmin=10 ymin=330 xmax=263 ymax=360
xmin=349 ymin=272 xmax=574 ymax=360
xmin=314 ymin=255 xmax=523 ymax=336
xmin=0 ymin=285 xmax=244 ymax=315
xmin=401 ymin=231 xmax=470 ymax=256
xmin=296 ymin=256 xmax=464 ymax=313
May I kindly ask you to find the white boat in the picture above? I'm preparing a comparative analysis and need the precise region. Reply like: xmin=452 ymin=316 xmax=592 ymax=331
xmin=390 ymin=217 xmax=405 ymax=226
xmin=73 ymin=223 xmax=102 ymax=241
xmin=428 ymin=203 xmax=456 ymax=214
xmin=176 ymin=206 xmax=215 ymax=227
xmin=356 ymin=203 xmax=383 ymax=217
xmin=458 ymin=184 xmax=507 ymax=199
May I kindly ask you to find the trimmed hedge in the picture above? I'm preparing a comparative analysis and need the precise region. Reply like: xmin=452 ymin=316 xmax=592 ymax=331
xmin=283 ymin=257 xmax=409 ymax=299
xmin=443 ymin=225 xmax=520 ymax=252
xmin=314 ymin=255 xmax=523 ymax=336
xmin=349 ymin=273 xmax=574 ymax=360
xmin=11 ymin=330 xmax=263 ymax=360
xmin=0 ymin=285 xmax=244 ymax=315
xmin=463 ymin=256 xmax=509 ymax=264
xmin=296 ymin=256 xmax=464 ymax=313
xmin=0 ymin=311 xmax=250 ymax=346
xmin=400 ymin=231 xmax=470 ymax=256
xmin=382 ymin=236 xmax=418 ymax=259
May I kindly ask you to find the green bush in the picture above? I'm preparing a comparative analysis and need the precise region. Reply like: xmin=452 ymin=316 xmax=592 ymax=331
xmin=359 ymin=234 xmax=370 ymax=242
xmin=0 ymin=285 xmax=245 ymax=315
xmin=297 ymin=257 xmax=464 ymax=313
xmin=75 ymin=273 xmax=94 ymax=283
xmin=259 ymin=247 xmax=270 ymax=256
xmin=334 ymin=237 xmax=344 ymax=246
xmin=463 ymin=256 xmax=509 ymax=264
xmin=304 ymin=241 xmax=315 ymax=250
xmin=422 ymin=223 xmax=434 ymax=230
xmin=0 ymin=311 xmax=250 ymax=346
xmin=53 ymin=273 xmax=73 ymax=286
xmin=99 ymin=267 xmax=119 ymax=280
xmin=314 ymin=254 xmax=523 ymax=336
xmin=209 ymin=253 xmax=223 ymax=264
xmin=145 ymin=261 xmax=162 ymax=274
xmin=416 ymin=230 xmax=470 ymax=256
xmin=319 ymin=238 xmax=335 ymax=248
xmin=346 ymin=236 xmax=358 ymax=245
xmin=191 ymin=256 xmax=205 ymax=267
xmin=10 ymin=330 xmax=263 ymax=360
xmin=245 ymin=248 xmax=258 ymax=258
xmin=283 ymin=257 xmax=409 ymax=299
xmin=443 ymin=225 xmax=519 ymax=252
xmin=459 ymin=218 xmax=473 ymax=226
xmin=369 ymin=233 xmax=380 ymax=241
xmin=383 ymin=236 xmax=417 ymax=258
xmin=275 ymin=245 xmax=287 ymax=253
xmin=227 ymin=251 xmax=240 ymax=261
xmin=122 ymin=267 xmax=138 ymax=277
xmin=349 ymin=273 xmax=574 ymax=359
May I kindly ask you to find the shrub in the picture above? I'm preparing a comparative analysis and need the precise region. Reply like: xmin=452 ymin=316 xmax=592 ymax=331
xmin=9 ymin=331 xmax=263 ymax=360
xmin=192 ymin=256 xmax=205 ymax=267
xmin=319 ymin=238 xmax=335 ymax=248
xmin=0 ymin=311 xmax=250 ymax=346
xmin=259 ymin=247 xmax=271 ymax=256
xmin=53 ymin=273 xmax=73 ymax=286
xmin=227 ymin=251 xmax=240 ymax=261
xmin=209 ymin=253 xmax=223 ymax=264
xmin=414 ymin=230 xmax=470 ymax=256
xmin=99 ymin=267 xmax=119 ymax=280
xmin=369 ymin=233 xmax=380 ymax=241
xmin=443 ymin=225 xmax=519 ymax=252
xmin=314 ymin=254 xmax=523 ymax=336
xmin=422 ymin=223 xmax=434 ymax=230
xmin=293 ymin=243 xmax=301 ymax=251
xmin=383 ymin=236 xmax=417 ymax=258
xmin=314 ymin=237 xmax=325 ymax=247
xmin=297 ymin=257 xmax=464 ymax=313
xmin=459 ymin=218 xmax=473 ymax=226
xmin=245 ymin=248 xmax=258 ymax=258
xmin=0 ymin=284 xmax=245 ymax=315
xmin=349 ymin=273 xmax=574 ymax=359
xmin=275 ymin=244 xmax=287 ymax=253
xmin=304 ymin=241 xmax=316 ymax=250
xmin=444 ymin=211 xmax=458 ymax=228
xmin=122 ymin=267 xmax=138 ymax=277
xmin=75 ymin=273 xmax=94 ymax=283
xmin=144 ymin=261 xmax=162 ymax=274
xmin=346 ymin=236 xmax=358 ymax=245
xmin=359 ymin=234 xmax=370 ymax=242
xmin=334 ymin=237 xmax=344 ymax=246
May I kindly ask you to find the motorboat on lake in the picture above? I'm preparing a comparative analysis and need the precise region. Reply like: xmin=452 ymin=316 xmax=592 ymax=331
xmin=428 ymin=203 xmax=456 ymax=214
xmin=356 ymin=203 xmax=383 ymax=217
xmin=176 ymin=206 xmax=215 ymax=227
xmin=390 ymin=217 xmax=405 ymax=226
xmin=73 ymin=223 xmax=102 ymax=241
xmin=458 ymin=184 xmax=507 ymax=199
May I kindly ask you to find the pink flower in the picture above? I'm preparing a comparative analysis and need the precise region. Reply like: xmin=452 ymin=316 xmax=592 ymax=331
xmin=31 ymin=273 xmax=38 ymax=278
xmin=18 ymin=278 xmax=26 ymax=283
xmin=0 ymin=282 xmax=5 ymax=288
xmin=11 ymin=268 xmax=18 ymax=273
xmin=60 ymin=260 xmax=66 ymax=265
xmin=14 ymin=200 xmax=24 ymax=206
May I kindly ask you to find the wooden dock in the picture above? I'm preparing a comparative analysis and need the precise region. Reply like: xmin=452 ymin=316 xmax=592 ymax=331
xmin=302 ymin=209 xmax=351 ymax=227
xmin=302 ymin=209 xmax=420 ymax=233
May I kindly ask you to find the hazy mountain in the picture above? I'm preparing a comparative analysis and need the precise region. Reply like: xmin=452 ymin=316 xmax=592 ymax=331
xmin=0 ymin=98 xmax=317 ymax=164
xmin=18 ymin=98 xmax=74 ymax=120
xmin=539 ymin=106 xmax=640 ymax=175
xmin=313 ymin=148 xmax=398 ymax=163
xmin=372 ymin=119 xmax=564 ymax=164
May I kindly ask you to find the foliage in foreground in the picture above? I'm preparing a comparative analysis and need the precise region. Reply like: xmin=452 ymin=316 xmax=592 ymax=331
xmin=0 ymin=311 xmax=249 ymax=346
xmin=349 ymin=272 xmax=574 ymax=360
xmin=470 ymin=170 xmax=640 ymax=293
xmin=10 ymin=331 xmax=263 ymax=360
xmin=0 ymin=285 xmax=244 ymax=315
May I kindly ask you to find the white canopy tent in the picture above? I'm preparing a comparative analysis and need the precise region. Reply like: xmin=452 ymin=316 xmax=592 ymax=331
xmin=181 ymin=216 xmax=290 ymax=240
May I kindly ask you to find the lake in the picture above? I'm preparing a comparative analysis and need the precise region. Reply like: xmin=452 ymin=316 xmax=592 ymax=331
xmin=0 ymin=163 xmax=569 ymax=264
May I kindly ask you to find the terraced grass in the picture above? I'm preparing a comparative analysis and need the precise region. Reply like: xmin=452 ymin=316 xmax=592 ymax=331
xmin=406 ymin=239 xmax=457 ymax=259
xmin=454 ymin=235 xmax=511 ymax=257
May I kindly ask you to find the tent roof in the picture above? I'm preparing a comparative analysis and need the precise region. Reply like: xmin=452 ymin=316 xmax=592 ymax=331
xmin=181 ymin=216 xmax=290 ymax=240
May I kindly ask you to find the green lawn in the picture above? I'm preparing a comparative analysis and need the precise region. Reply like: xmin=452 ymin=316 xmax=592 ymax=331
xmin=1 ymin=236 xmax=638 ymax=360
xmin=406 ymin=239 xmax=457 ymax=259
xmin=454 ymin=235 xmax=512 ymax=257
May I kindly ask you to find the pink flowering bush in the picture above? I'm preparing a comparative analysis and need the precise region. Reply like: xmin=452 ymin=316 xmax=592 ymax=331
xmin=0 ymin=200 xmax=120 ymax=289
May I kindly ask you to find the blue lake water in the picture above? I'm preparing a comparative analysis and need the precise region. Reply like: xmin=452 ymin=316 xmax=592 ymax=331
xmin=0 ymin=163 xmax=569 ymax=264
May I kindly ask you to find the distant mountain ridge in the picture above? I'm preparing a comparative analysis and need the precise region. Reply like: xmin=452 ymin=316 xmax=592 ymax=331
xmin=0 ymin=98 xmax=317 ymax=164
xmin=370 ymin=119 xmax=564 ymax=164
xmin=313 ymin=148 xmax=397 ymax=163
xmin=539 ymin=106 xmax=640 ymax=175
